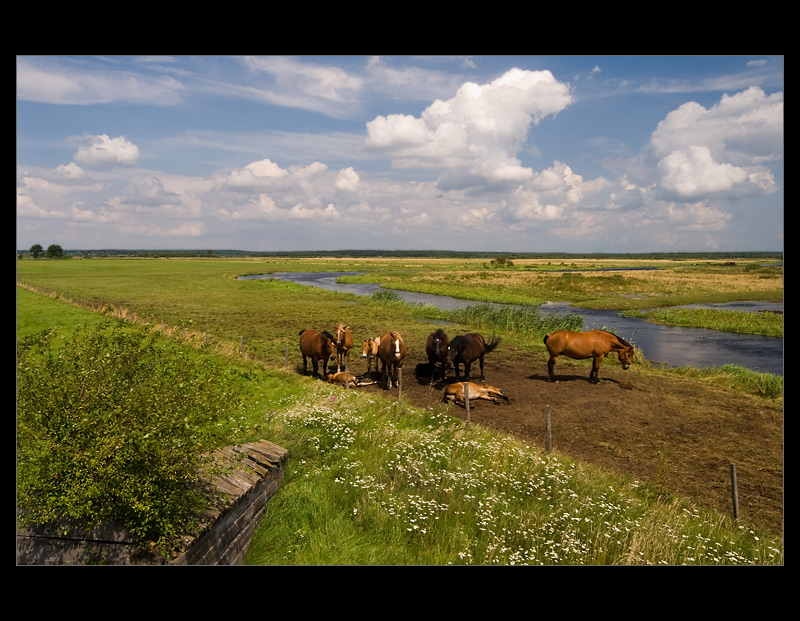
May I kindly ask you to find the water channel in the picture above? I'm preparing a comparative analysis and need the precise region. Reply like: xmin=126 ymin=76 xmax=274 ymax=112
xmin=240 ymin=271 xmax=784 ymax=376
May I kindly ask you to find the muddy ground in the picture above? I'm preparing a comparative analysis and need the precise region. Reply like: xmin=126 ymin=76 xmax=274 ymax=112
xmin=332 ymin=343 xmax=783 ymax=537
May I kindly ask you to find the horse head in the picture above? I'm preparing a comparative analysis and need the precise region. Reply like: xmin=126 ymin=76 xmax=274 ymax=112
xmin=615 ymin=336 xmax=634 ymax=370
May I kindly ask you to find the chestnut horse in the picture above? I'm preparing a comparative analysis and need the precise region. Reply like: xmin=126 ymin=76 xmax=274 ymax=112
xmin=361 ymin=337 xmax=380 ymax=377
xmin=377 ymin=331 xmax=407 ymax=389
xmin=299 ymin=329 xmax=337 ymax=379
xmin=334 ymin=324 xmax=353 ymax=373
xmin=442 ymin=382 xmax=509 ymax=407
xmin=446 ymin=333 xmax=500 ymax=381
xmin=544 ymin=330 xmax=634 ymax=384
xmin=425 ymin=329 xmax=450 ymax=384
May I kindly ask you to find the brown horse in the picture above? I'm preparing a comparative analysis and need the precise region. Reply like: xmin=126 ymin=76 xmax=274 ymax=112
xmin=425 ymin=329 xmax=450 ymax=384
xmin=325 ymin=371 xmax=377 ymax=388
xmin=446 ymin=333 xmax=500 ymax=381
xmin=377 ymin=331 xmax=407 ymax=389
xmin=544 ymin=330 xmax=634 ymax=384
xmin=299 ymin=329 xmax=337 ymax=379
xmin=334 ymin=324 xmax=353 ymax=373
xmin=442 ymin=382 xmax=509 ymax=407
xmin=361 ymin=337 xmax=380 ymax=377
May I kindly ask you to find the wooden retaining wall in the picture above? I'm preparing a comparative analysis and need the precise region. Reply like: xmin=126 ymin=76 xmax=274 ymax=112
xmin=16 ymin=440 xmax=289 ymax=566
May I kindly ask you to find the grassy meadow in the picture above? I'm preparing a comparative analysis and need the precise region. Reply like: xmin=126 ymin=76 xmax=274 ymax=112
xmin=16 ymin=255 xmax=783 ymax=564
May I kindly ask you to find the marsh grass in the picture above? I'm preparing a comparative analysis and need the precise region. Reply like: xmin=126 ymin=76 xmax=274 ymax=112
xmin=448 ymin=304 xmax=583 ymax=337
xmin=623 ymin=307 xmax=783 ymax=338
xmin=244 ymin=383 xmax=782 ymax=565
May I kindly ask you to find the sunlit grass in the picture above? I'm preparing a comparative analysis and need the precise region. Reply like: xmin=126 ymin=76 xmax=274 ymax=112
xmin=244 ymin=383 xmax=782 ymax=565
xmin=623 ymin=307 xmax=783 ymax=338
xmin=17 ymin=265 xmax=783 ymax=565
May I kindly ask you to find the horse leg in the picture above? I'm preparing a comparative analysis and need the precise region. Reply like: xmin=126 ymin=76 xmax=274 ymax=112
xmin=302 ymin=353 xmax=308 ymax=375
xmin=547 ymin=355 xmax=558 ymax=382
xmin=590 ymin=355 xmax=603 ymax=383
xmin=381 ymin=360 xmax=390 ymax=389
xmin=479 ymin=354 xmax=486 ymax=381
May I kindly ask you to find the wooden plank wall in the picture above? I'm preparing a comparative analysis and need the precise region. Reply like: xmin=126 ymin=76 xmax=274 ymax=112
xmin=16 ymin=440 xmax=289 ymax=565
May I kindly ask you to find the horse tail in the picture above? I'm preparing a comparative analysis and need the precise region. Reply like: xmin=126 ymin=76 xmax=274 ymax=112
xmin=543 ymin=334 xmax=549 ymax=345
xmin=485 ymin=335 xmax=501 ymax=353
xmin=299 ymin=329 xmax=307 ymax=336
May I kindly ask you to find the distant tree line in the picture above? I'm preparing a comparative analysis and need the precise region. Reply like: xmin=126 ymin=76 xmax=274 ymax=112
xmin=16 ymin=247 xmax=783 ymax=262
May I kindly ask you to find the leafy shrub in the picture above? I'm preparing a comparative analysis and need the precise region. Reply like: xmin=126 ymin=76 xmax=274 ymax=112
xmin=16 ymin=322 xmax=247 ymax=555
xmin=371 ymin=288 xmax=402 ymax=304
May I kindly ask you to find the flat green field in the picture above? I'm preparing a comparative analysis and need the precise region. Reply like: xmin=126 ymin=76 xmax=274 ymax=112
xmin=16 ymin=255 xmax=784 ymax=562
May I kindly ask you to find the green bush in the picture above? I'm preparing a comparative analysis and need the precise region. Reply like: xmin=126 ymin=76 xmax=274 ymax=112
xmin=16 ymin=322 xmax=247 ymax=555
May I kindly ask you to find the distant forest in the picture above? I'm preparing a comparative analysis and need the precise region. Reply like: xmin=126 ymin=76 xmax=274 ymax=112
xmin=19 ymin=248 xmax=783 ymax=261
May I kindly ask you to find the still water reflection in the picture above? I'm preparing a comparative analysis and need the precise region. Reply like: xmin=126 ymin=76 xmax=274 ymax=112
xmin=240 ymin=272 xmax=783 ymax=376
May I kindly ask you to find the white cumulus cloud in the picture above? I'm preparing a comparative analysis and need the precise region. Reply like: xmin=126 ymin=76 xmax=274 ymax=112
xmin=365 ymin=68 xmax=573 ymax=192
xmin=74 ymin=134 xmax=140 ymax=170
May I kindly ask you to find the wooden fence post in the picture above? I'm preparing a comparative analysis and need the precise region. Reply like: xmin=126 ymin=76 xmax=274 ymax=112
xmin=464 ymin=382 xmax=470 ymax=424
xmin=545 ymin=405 xmax=552 ymax=454
xmin=730 ymin=462 xmax=740 ymax=521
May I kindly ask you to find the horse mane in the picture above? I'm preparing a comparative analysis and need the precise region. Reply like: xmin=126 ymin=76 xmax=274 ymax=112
xmin=602 ymin=330 xmax=631 ymax=348
xmin=322 ymin=331 xmax=336 ymax=341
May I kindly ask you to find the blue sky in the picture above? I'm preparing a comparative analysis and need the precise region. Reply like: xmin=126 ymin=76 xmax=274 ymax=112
xmin=16 ymin=55 xmax=783 ymax=253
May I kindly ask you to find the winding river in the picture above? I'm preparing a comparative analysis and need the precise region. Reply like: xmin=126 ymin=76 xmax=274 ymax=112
xmin=240 ymin=271 xmax=784 ymax=376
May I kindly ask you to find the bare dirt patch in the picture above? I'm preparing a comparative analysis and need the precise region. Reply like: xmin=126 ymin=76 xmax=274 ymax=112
xmin=336 ymin=343 xmax=783 ymax=537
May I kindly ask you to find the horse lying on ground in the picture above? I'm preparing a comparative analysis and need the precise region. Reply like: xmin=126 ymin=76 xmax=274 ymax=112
xmin=425 ymin=329 xmax=450 ymax=384
xmin=442 ymin=382 xmax=509 ymax=407
xmin=377 ymin=331 xmax=407 ymax=389
xmin=446 ymin=333 xmax=500 ymax=381
xmin=334 ymin=324 xmax=353 ymax=372
xmin=325 ymin=371 xmax=377 ymax=388
xmin=544 ymin=329 xmax=634 ymax=384
xmin=299 ymin=329 xmax=338 ymax=379
xmin=361 ymin=337 xmax=380 ymax=376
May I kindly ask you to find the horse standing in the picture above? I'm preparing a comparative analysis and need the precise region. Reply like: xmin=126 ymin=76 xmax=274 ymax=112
xmin=334 ymin=324 xmax=353 ymax=373
xmin=377 ymin=331 xmax=407 ymax=389
xmin=544 ymin=330 xmax=634 ymax=384
xmin=299 ymin=329 xmax=337 ymax=379
xmin=361 ymin=337 xmax=380 ymax=377
xmin=446 ymin=333 xmax=500 ymax=381
xmin=425 ymin=329 xmax=450 ymax=384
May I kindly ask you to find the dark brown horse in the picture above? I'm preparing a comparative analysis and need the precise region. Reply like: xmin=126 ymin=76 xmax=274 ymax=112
xmin=544 ymin=330 xmax=634 ymax=384
xmin=425 ymin=329 xmax=450 ymax=384
xmin=299 ymin=329 xmax=337 ymax=379
xmin=377 ymin=331 xmax=407 ymax=389
xmin=333 ymin=324 xmax=353 ymax=373
xmin=446 ymin=333 xmax=500 ymax=381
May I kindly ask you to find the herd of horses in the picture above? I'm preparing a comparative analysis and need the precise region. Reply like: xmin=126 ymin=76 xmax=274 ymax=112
xmin=298 ymin=324 xmax=635 ymax=405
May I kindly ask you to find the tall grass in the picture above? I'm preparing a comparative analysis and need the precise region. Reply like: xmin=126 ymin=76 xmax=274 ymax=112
xmin=244 ymin=383 xmax=782 ymax=565
xmin=623 ymin=307 xmax=783 ymax=338
xmin=448 ymin=304 xmax=583 ymax=337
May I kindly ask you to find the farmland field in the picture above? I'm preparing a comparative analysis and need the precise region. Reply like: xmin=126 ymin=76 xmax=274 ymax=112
xmin=16 ymin=255 xmax=783 ymax=538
